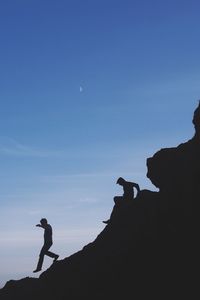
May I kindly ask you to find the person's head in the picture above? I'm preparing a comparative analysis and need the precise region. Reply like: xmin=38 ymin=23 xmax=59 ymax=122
xmin=116 ymin=177 xmax=125 ymax=186
xmin=40 ymin=218 xmax=48 ymax=226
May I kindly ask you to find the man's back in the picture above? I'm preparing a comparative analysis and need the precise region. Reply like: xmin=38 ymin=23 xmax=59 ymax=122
xmin=123 ymin=181 xmax=135 ymax=200
xmin=44 ymin=224 xmax=53 ymax=244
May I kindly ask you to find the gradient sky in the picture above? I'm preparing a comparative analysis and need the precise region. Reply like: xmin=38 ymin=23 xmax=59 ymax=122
xmin=1 ymin=0 xmax=200 ymax=287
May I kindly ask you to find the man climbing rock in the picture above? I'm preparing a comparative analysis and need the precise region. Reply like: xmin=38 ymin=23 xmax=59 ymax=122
xmin=33 ymin=218 xmax=59 ymax=273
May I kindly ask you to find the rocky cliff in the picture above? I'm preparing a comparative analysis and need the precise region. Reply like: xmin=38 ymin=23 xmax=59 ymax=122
xmin=1 ymin=103 xmax=199 ymax=300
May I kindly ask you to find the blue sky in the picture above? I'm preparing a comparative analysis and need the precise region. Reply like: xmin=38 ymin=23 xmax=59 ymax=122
xmin=0 ymin=0 xmax=200 ymax=287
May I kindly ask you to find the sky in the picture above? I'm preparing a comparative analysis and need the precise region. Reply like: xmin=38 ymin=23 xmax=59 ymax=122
xmin=0 ymin=0 xmax=200 ymax=287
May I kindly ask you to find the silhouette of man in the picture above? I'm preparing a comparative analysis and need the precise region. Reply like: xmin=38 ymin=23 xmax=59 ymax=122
xmin=33 ymin=218 xmax=59 ymax=273
xmin=114 ymin=177 xmax=140 ymax=203
xmin=103 ymin=177 xmax=140 ymax=224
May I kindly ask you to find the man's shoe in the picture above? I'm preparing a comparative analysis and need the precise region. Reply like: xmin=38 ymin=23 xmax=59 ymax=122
xmin=53 ymin=255 xmax=59 ymax=262
xmin=33 ymin=268 xmax=41 ymax=273
xmin=102 ymin=220 xmax=109 ymax=224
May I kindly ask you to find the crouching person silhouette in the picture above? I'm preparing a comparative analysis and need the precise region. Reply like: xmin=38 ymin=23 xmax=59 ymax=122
xmin=33 ymin=218 xmax=59 ymax=273
xmin=113 ymin=177 xmax=140 ymax=204
xmin=103 ymin=177 xmax=140 ymax=224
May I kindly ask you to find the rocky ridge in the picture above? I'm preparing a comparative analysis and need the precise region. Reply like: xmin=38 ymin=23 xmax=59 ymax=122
xmin=1 ymin=102 xmax=200 ymax=300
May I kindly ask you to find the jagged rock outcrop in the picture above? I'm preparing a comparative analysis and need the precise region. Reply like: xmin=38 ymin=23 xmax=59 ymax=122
xmin=193 ymin=100 xmax=200 ymax=137
xmin=1 ymin=103 xmax=200 ymax=300
xmin=147 ymin=102 xmax=200 ymax=227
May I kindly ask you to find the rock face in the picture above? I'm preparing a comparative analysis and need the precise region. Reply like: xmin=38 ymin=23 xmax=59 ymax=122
xmin=147 ymin=102 xmax=200 ymax=220
xmin=1 ymin=103 xmax=200 ymax=300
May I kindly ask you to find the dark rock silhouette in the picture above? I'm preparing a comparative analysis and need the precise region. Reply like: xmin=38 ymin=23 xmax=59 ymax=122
xmin=1 ymin=103 xmax=199 ymax=300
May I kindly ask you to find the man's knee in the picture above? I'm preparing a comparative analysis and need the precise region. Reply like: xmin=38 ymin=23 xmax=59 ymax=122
xmin=114 ymin=196 xmax=123 ymax=204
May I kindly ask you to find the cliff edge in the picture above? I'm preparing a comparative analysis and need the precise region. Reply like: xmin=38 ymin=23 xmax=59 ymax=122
xmin=1 ymin=103 xmax=200 ymax=300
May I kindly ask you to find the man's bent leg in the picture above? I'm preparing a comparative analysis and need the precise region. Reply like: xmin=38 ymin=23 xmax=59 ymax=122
xmin=113 ymin=196 xmax=123 ymax=204
xmin=46 ymin=250 xmax=59 ymax=261
xmin=44 ymin=243 xmax=59 ymax=261
xmin=103 ymin=196 xmax=124 ymax=224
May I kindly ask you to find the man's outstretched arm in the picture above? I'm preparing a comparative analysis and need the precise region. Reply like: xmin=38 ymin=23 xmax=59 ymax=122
xmin=36 ymin=224 xmax=43 ymax=228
